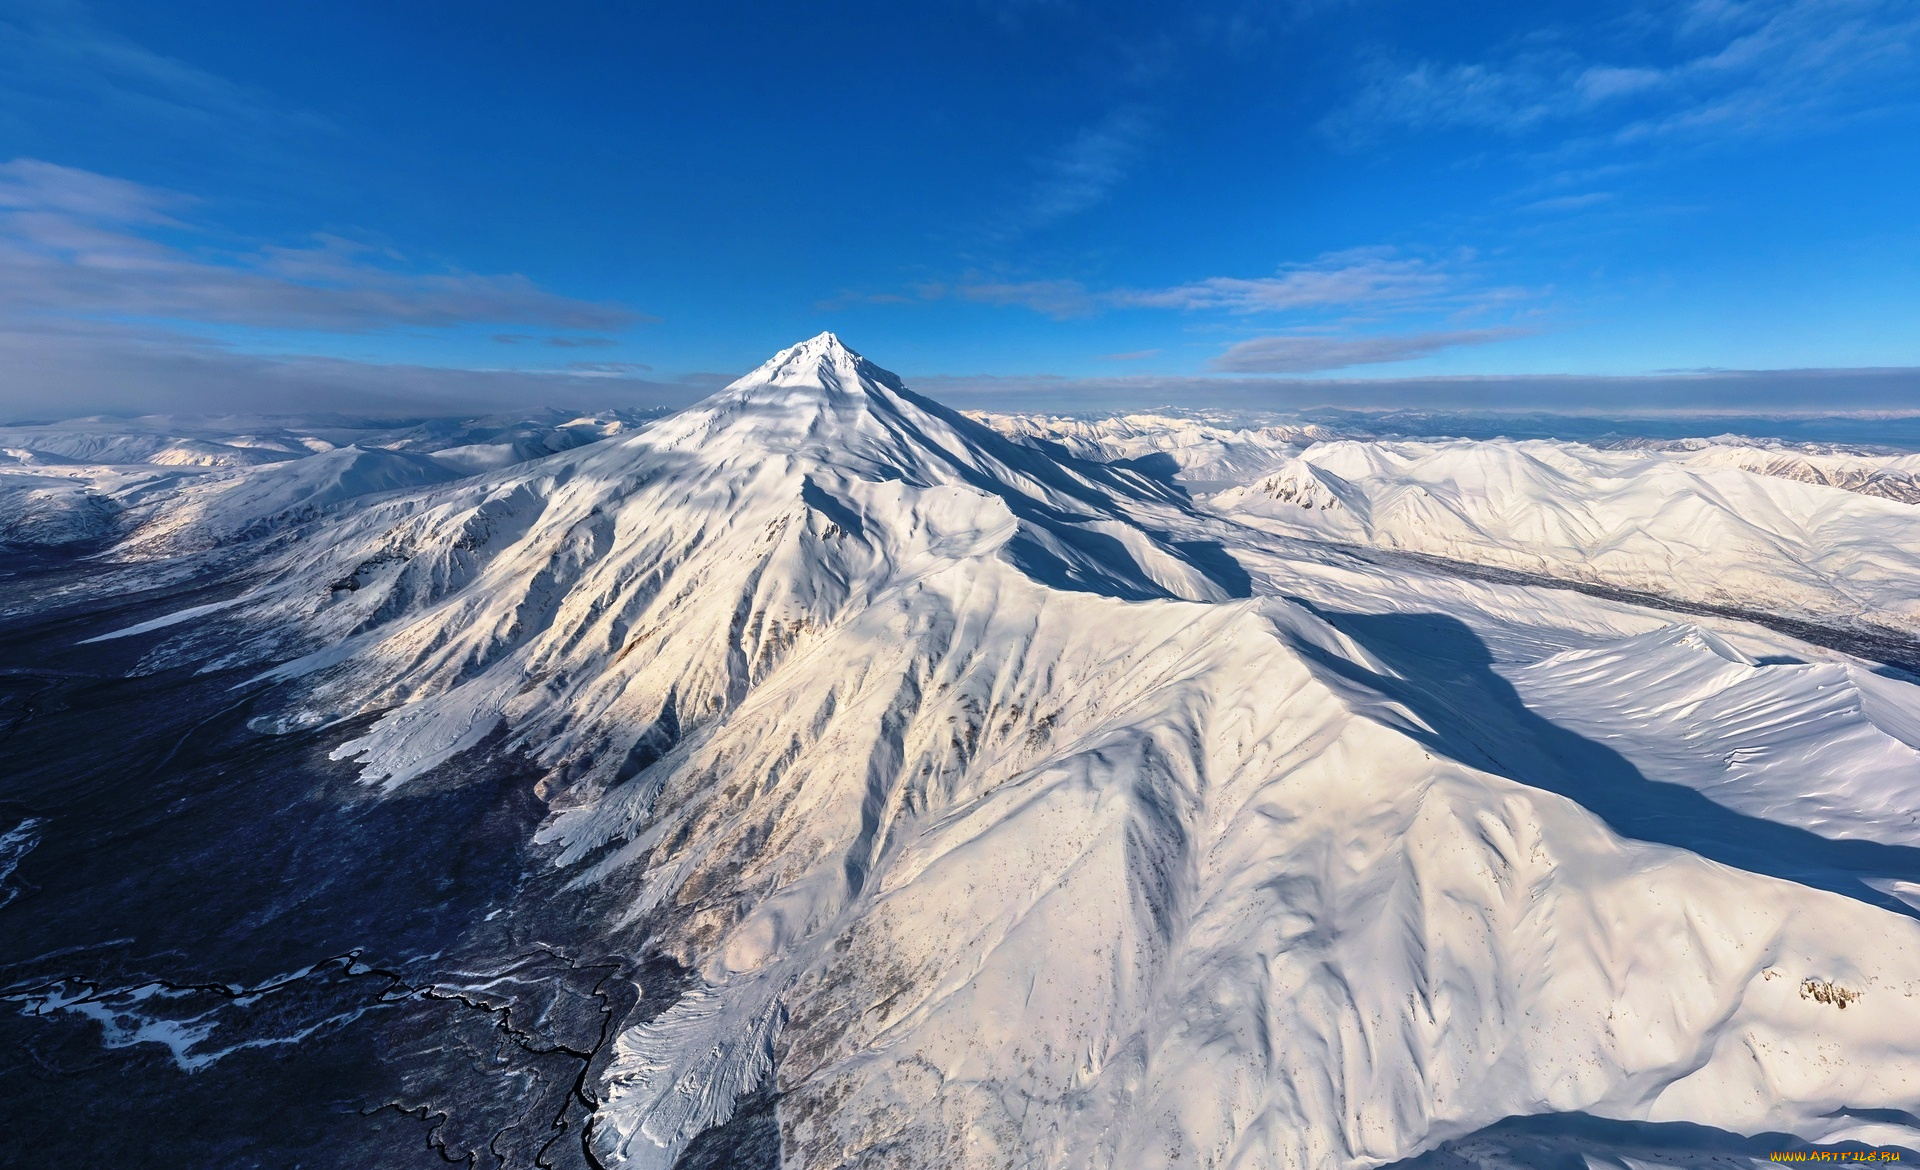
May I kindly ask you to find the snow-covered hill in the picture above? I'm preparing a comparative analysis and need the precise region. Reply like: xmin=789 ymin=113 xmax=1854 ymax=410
xmin=1218 ymin=438 xmax=1920 ymax=636
xmin=1624 ymin=437 xmax=1920 ymax=505
xmin=0 ymin=469 xmax=127 ymax=549
xmin=74 ymin=335 xmax=1920 ymax=1169
xmin=1508 ymin=624 xmax=1920 ymax=847
xmin=109 ymin=445 xmax=465 ymax=554
xmin=0 ymin=407 xmax=661 ymax=555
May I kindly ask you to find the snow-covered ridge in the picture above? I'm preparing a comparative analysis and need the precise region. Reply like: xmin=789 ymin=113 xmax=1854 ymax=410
xmin=1220 ymin=437 xmax=1920 ymax=636
xmin=1671 ymin=442 xmax=1920 ymax=504
xmin=1508 ymin=624 xmax=1920 ymax=846
xmin=0 ymin=407 xmax=661 ymax=555
xmin=114 ymin=445 xmax=467 ymax=554
xmin=979 ymin=412 xmax=1920 ymax=506
xmin=972 ymin=410 xmax=1332 ymax=487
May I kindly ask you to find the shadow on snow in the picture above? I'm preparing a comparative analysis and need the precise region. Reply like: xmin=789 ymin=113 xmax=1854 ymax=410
xmin=1291 ymin=605 xmax=1920 ymax=921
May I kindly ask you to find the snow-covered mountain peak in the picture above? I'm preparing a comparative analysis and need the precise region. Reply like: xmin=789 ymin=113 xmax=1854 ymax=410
xmin=635 ymin=336 xmax=1235 ymax=607
xmin=756 ymin=328 xmax=860 ymax=370
xmin=726 ymin=330 xmax=888 ymax=402
xmin=643 ymin=330 xmax=945 ymax=471
xmin=109 ymin=335 xmax=1245 ymax=784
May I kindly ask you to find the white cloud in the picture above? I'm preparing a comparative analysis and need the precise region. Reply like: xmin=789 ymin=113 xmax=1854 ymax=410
xmin=940 ymin=248 xmax=1483 ymax=320
xmin=1115 ymin=247 xmax=1450 ymax=312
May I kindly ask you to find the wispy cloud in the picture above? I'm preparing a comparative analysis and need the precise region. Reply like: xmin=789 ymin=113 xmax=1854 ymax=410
xmin=493 ymin=333 xmax=619 ymax=347
xmin=0 ymin=158 xmax=641 ymax=332
xmin=956 ymin=278 xmax=1101 ymax=318
xmin=812 ymin=289 xmax=919 ymax=311
xmin=980 ymin=107 xmax=1155 ymax=242
xmin=1114 ymin=247 xmax=1450 ymax=312
xmin=917 ymin=247 xmax=1487 ymax=320
xmin=0 ymin=0 xmax=319 ymax=138
xmin=0 ymin=158 xmax=655 ymax=418
xmin=1024 ymin=108 xmax=1152 ymax=227
xmin=564 ymin=359 xmax=653 ymax=375
xmin=1327 ymin=0 xmax=1920 ymax=148
xmin=1210 ymin=328 xmax=1525 ymax=373
xmin=1101 ymin=348 xmax=1161 ymax=361
xmin=1522 ymin=191 xmax=1617 ymax=213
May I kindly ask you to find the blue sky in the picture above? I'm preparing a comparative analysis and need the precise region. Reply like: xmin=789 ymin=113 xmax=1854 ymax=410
xmin=1 ymin=0 xmax=1917 ymax=417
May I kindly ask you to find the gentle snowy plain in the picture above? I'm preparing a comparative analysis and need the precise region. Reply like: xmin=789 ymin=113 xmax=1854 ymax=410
xmin=7 ymin=335 xmax=1920 ymax=1168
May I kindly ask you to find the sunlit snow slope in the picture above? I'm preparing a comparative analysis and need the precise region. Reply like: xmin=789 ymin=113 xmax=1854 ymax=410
xmin=1218 ymin=438 xmax=1920 ymax=636
xmin=102 ymin=336 xmax=1920 ymax=1169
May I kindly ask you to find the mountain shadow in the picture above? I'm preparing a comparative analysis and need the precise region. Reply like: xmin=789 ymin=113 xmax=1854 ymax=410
xmin=1382 ymin=1110 xmax=1917 ymax=1169
xmin=1290 ymin=605 xmax=1920 ymax=920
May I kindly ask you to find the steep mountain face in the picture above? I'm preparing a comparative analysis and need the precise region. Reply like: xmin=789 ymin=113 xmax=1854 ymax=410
xmin=21 ymin=336 xmax=1920 ymax=1169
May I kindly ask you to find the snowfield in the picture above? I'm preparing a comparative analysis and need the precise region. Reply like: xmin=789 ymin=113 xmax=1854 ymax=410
xmin=33 ymin=336 xmax=1920 ymax=1168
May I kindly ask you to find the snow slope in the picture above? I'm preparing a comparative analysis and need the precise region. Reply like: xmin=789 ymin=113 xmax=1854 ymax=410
xmin=115 ymin=444 xmax=466 ymax=553
xmin=1218 ymin=438 xmax=1920 ymax=635
xmin=1505 ymin=624 xmax=1920 ymax=847
xmin=0 ymin=470 xmax=126 ymax=549
xmin=82 ymin=337 xmax=1920 ymax=1168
